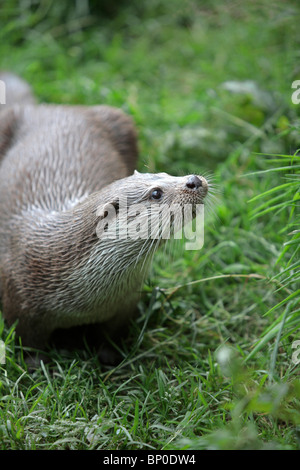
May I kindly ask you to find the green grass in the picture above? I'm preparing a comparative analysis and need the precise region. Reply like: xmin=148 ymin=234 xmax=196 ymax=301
xmin=0 ymin=0 xmax=300 ymax=450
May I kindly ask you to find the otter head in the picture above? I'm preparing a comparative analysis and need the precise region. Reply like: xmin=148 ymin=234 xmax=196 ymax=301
xmin=95 ymin=170 xmax=209 ymax=254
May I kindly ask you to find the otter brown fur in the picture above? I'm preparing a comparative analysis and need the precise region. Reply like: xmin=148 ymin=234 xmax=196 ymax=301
xmin=0 ymin=73 xmax=208 ymax=353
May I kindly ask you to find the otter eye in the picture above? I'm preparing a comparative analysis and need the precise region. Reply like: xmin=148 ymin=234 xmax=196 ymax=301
xmin=150 ymin=188 xmax=163 ymax=200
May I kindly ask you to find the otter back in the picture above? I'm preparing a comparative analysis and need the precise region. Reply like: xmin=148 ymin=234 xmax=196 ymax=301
xmin=0 ymin=74 xmax=138 ymax=348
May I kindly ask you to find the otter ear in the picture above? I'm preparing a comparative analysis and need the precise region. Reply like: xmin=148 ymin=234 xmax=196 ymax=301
xmin=0 ymin=107 xmax=17 ymax=159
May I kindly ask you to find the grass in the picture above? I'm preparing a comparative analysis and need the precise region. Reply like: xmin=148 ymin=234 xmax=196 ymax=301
xmin=0 ymin=0 xmax=300 ymax=450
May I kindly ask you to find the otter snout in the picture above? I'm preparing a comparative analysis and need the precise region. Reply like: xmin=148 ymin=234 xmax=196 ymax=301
xmin=186 ymin=175 xmax=202 ymax=190
xmin=185 ymin=174 xmax=208 ymax=200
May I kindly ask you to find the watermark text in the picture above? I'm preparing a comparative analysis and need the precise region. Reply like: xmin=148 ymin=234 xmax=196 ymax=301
xmin=96 ymin=199 xmax=205 ymax=250
xmin=291 ymin=80 xmax=300 ymax=104
xmin=0 ymin=340 xmax=5 ymax=364
xmin=0 ymin=80 xmax=6 ymax=104
xmin=292 ymin=340 xmax=300 ymax=365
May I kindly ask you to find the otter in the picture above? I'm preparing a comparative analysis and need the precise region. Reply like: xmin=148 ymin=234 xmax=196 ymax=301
xmin=0 ymin=73 xmax=209 ymax=357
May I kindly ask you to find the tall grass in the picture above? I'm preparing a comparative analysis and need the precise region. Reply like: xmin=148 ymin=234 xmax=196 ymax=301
xmin=246 ymin=151 xmax=300 ymax=371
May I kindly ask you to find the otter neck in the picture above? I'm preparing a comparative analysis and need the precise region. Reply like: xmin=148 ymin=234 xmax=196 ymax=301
xmin=14 ymin=195 xmax=153 ymax=326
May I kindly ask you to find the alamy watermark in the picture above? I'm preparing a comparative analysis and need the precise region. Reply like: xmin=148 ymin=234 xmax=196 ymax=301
xmin=292 ymin=340 xmax=300 ymax=366
xmin=0 ymin=340 xmax=5 ymax=364
xmin=291 ymin=80 xmax=300 ymax=104
xmin=96 ymin=200 xmax=205 ymax=250
xmin=0 ymin=79 xmax=6 ymax=104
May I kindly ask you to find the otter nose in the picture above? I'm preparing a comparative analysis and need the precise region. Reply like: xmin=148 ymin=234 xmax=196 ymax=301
xmin=186 ymin=175 xmax=202 ymax=190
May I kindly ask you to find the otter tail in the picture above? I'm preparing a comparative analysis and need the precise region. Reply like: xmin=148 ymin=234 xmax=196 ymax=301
xmin=0 ymin=72 xmax=36 ymax=110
